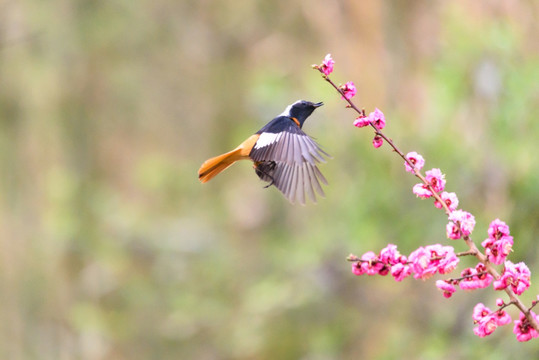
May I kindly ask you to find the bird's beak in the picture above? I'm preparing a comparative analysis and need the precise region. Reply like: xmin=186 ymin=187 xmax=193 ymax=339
xmin=313 ymin=102 xmax=324 ymax=108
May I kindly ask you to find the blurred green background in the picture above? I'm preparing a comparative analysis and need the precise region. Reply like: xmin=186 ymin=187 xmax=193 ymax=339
xmin=1 ymin=0 xmax=539 ymax=359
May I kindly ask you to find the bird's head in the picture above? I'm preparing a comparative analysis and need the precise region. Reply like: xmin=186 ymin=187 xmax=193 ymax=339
xmin=281 ymin=100 xmax=323 ymax=127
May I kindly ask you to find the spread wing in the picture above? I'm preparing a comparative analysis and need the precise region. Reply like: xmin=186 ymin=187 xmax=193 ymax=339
xmin=249 ymin=125 xmax=330 ymax=204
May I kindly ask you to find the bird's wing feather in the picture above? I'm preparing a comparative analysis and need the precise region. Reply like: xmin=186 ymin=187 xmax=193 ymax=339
xmin=269 ymin=162 xmax=326 ymax=204
xmin=250 ymin=124 xmax=330 ymax=204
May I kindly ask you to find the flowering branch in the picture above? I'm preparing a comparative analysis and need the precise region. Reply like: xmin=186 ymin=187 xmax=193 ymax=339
xmin=316 ymin=64 xmax=456 ymax=216
xmin=314 ymin=54 xmax=539 ymax=341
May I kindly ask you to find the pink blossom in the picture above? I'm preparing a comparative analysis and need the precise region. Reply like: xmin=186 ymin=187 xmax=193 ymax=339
xmin=495 ymin=310 xmax=512 ymax=326
xmin=359 ymin=251 xmax=385 ymax=276
xmin=474 ymin=317 xmax=498 ymax=337
xmin=351 ymin=262 xmax=364 ymax=276
xmin=481 ymin=237 xmax=493 ymax=250
xmin=513 ymin=312 xmax=539 ymax=342
xmin=482 ymin=235 xmax=513 ymax=265
xmin=413 ymin=183 xmax=433 ymax=198
xmin=458 ymin=268 xmax=475 ymax=290
xmin=493 ymin=261 xmax=531 ymax=295
xmin=511 ymin=262 xmax=531 ymax=295
xmin=488 ymin=218 xmax=510 ymax=240
xmin=352 ymin=246 xmax=411 ymax=280
xmin=340 ymin=81 xmax=357 ymax=100
xmin=404 ymin=152 xmax=425 ymax=173
xmin=372 ymin=135 xmax=383 ymax=148
xmin=378 ymin=264 xmax=390 ymax=276
xmin=473 ymin=303 xmax=491 ymax=322
xmin=368 ymin=108 xmax=386 ymax=130
xmin=460 ymin=214 xmax=476 ymax=236
xmin=435 ymin=245 xmax=459 ymax=274
xmin=436 ymin=280 xmax=456 ymax=298
xmin=353 ymin=116 xmax=370 ymax=128
xmin=425 ymin=168 xmax=446 ymax=193
xmin=450 ymin=209 xmax=472 ymax=222
xmin=472 ymin=276 xmax=493 ymax=289
xmin=472 ymin=303 xmax=498 ymax=337
xmin=409 ymin=245 xmax=458 ymax=280
xmin=458 ymin=264 xmax=493 ymax=290
xmin=496 ymin=298 xmax=505 ymax=307
xmin=459 ymin=271 xmax=478 ymax=290
xmin=482 ymin=219 xmax=512 ymax=264
xmin=320 ymin=54 xmax=335 ymax=76
xmin=492 ymin=279 xmax=505 ymax=291
xmin=409 ymin=247 xmax=434 ymax=279
xmin=379 ymin=244 xmax=402 ymax=265
xmin=391 ymin=263 xmax=412 ymax=282
xmin=434 ymin=192 xmax=459 ymax=211
xmin=446 ymin=222 xmax=461 ymax=240
xmin=473 ymin=263 xmax=493 ymax=288
xmin=354 ymin=109 xmax=386 ymax=130
xmin=448 ymin=210 xmax=476 ymax=237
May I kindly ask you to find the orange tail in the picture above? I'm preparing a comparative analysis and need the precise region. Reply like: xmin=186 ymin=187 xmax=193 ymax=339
xmin=198 ymin=149 xmax=243 ymax=183
xmin=198 ymin=134 xmax=260 ymax=183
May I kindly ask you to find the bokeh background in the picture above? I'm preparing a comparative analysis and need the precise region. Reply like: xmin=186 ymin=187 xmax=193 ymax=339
xmin=2 ymin=0 xmax=539 ymax=359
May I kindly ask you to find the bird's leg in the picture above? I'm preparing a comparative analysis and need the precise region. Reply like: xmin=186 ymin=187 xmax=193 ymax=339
xmin=254 ymin=161 xmax=276 ymax=188
xmin=263 ymin=176 xmax=275 ymax=188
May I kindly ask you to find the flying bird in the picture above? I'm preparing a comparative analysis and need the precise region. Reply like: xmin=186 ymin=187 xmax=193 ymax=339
xmin=198 ymin=100 xmax=329 ymax=204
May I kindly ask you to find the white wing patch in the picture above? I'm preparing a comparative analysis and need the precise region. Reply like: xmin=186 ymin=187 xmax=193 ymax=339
xmin=254 ymin=132 xmax=282 ymax=149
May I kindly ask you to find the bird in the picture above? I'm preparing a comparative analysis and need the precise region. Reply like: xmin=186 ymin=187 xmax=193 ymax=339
xmin=198 ymin=100 xmax=330 ymax=204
